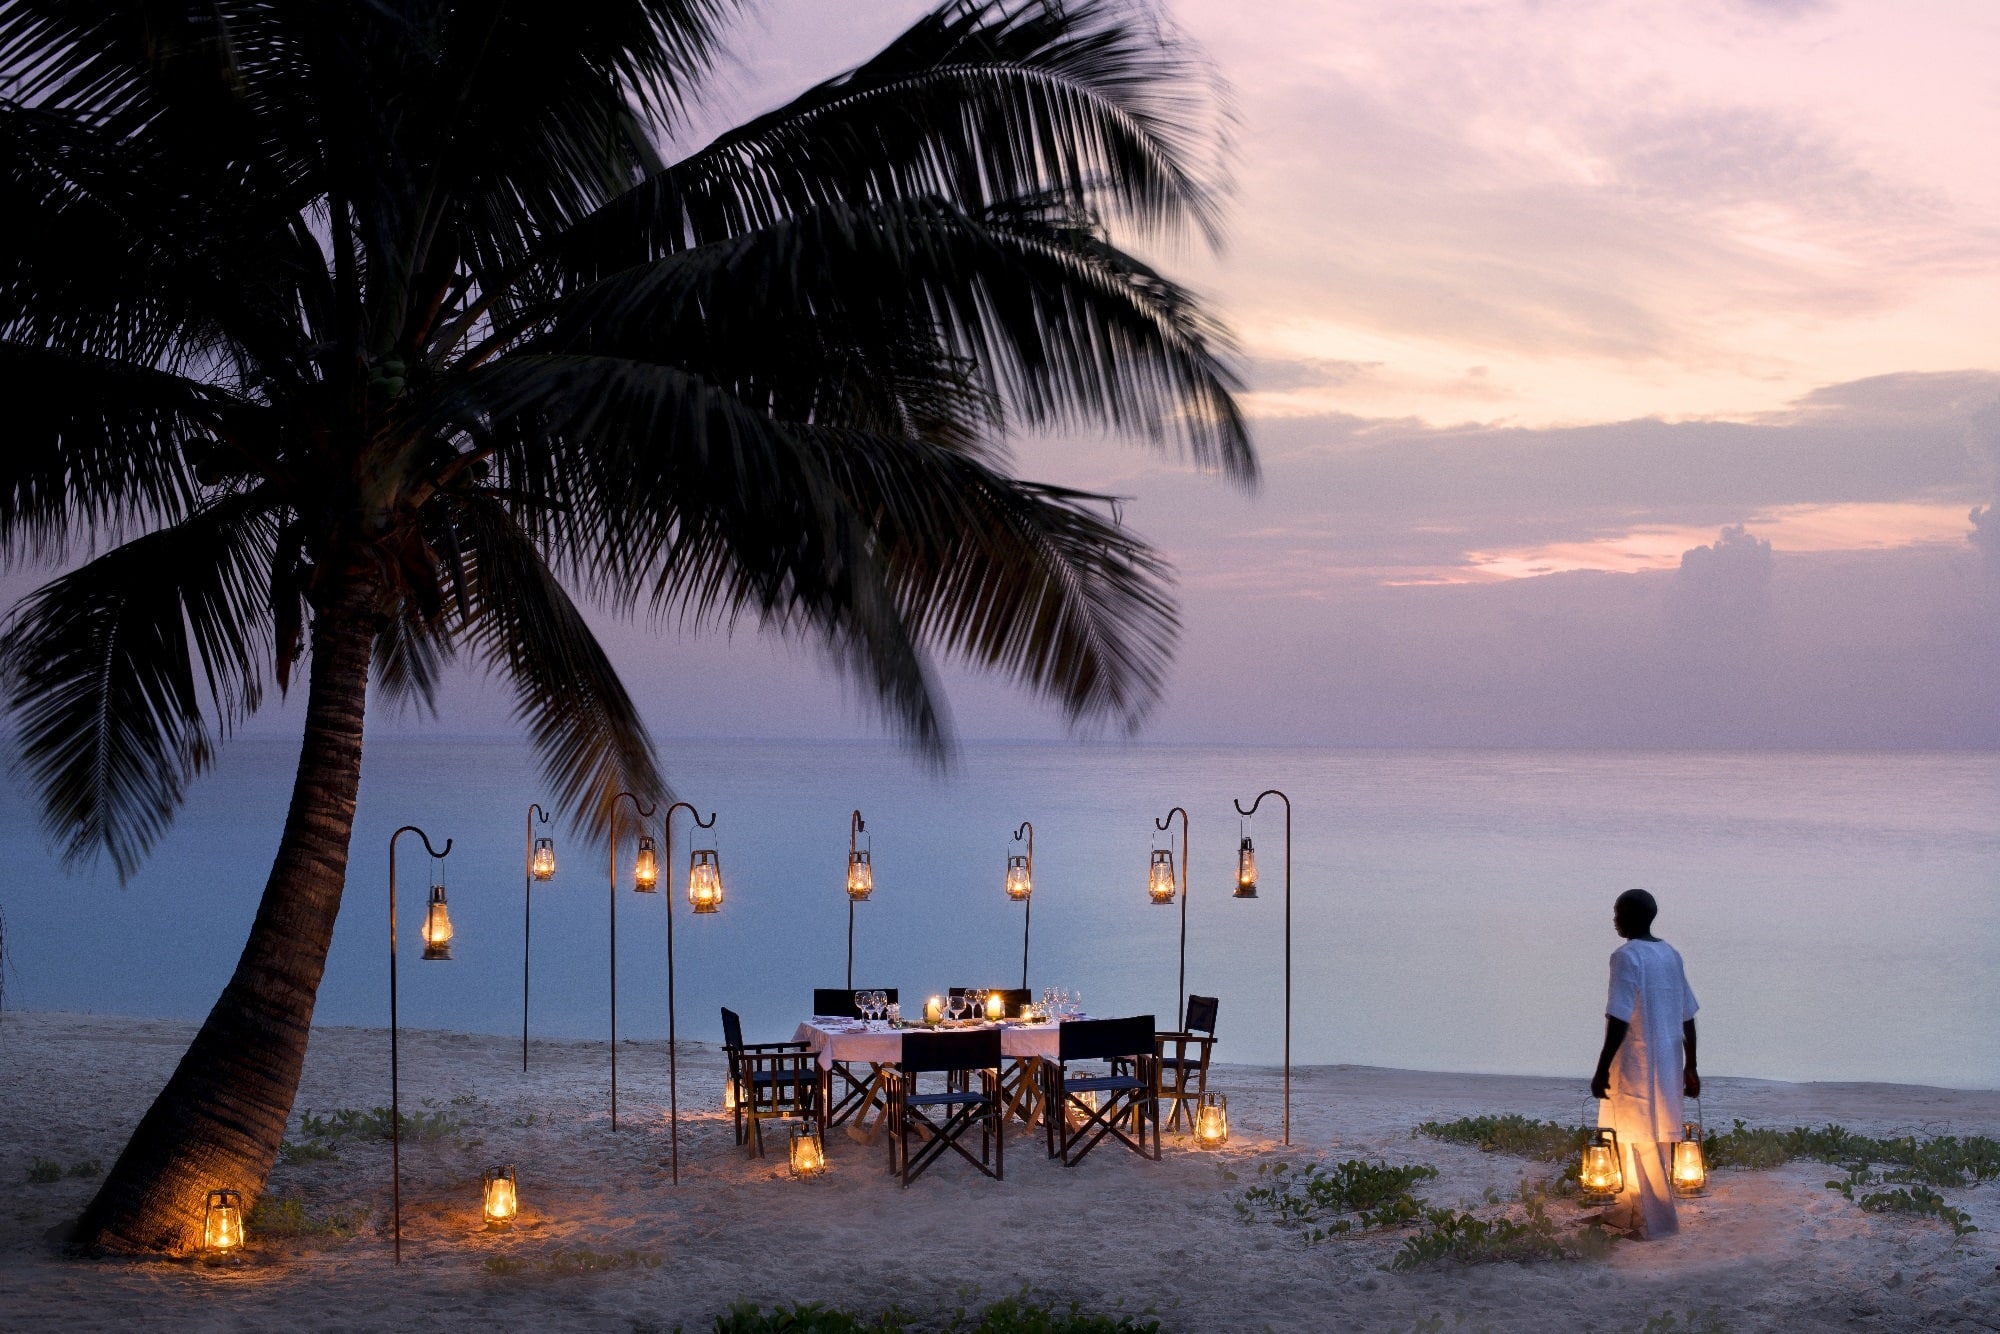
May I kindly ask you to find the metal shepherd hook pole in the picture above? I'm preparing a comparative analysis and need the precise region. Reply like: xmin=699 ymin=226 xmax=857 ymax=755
xmin=1013 ymin=821 xmax=1034 ymax=990
xmin=1234 ymin=788 xmax=1293 ymax=1146
xmin=522 ymin=802 xmax=551 ymax=1072
xmin=389 ymin=824 xmax=452 ymax=1265
xmin=661 ymin=800 xmax=715 ymax=1186
xmin=847 ymin=809 xmax=865 ymax=990
xmin=1156 ymin=806 xmax=1190 ymax=1029
xmin=609 ymin=791 xmax=656 ymax=1131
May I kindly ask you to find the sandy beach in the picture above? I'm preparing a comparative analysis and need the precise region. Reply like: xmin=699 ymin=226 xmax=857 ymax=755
xmin=2 ymin=1011 xmax=1996 ymax=1332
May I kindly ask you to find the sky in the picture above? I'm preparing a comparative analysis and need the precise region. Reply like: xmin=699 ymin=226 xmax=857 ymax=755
xmin=10 ymin=0 xmax=1999 ymax=752
xmin=579 ymin=0 xmax=1999 ymax=749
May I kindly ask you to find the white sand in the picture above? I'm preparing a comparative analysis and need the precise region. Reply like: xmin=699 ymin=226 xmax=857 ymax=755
xmin=2 ymin=1011 xmax=1997 ymax=1331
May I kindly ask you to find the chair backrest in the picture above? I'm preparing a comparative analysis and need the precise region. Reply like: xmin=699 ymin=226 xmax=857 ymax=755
xmin=1185 ymin=994 xmax=1219 ymax=1036
xmin=812 ymin=987 xmax=900 ymax=1018
xmin=949 ymin=987 xmax=1032 ymax=1017
xmin=720 ymin=1006 xmax=744 ymax=1053
xmin=1058 ymin=1015 xmax=1157 ymax=1063
xmin=900 ymin=1028 xmax=1002 ymax=1075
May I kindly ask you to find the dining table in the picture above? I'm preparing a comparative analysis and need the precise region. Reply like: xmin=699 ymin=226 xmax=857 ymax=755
xmin=794 ymin=1015 xmax=1087 ymax=1144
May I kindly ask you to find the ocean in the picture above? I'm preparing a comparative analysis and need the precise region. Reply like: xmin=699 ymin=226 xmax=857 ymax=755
xmin=2 ymin=739 xmax=1994 ymax=1091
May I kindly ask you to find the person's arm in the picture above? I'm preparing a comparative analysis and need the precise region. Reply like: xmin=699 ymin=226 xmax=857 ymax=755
xmin=1589 ymin=1015 xmax=1628 ymax=1100
xmin=1683 ymin=1018 xmax=1700 ymax=1097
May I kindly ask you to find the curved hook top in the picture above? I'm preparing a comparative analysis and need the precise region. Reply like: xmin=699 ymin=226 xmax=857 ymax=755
xmin=1154 ymin=806 xmax=1188 ymax=833
xmin=1234 ymin=789 xmax=1291 ymax=819
xmin=666 ymin=800 xmax=718 ymax=830
xmin=528 ymin=803 xmax=552 ymax=825
xmin=612 ymin=791 xmax=658 ymax=820
xmin=1011 ymin=820 xmax=1033 ymax=843
xmin=392 ymin=825 xmax=453 ymax=859
xmin=850 ymin=809 xmax=865 ymax=835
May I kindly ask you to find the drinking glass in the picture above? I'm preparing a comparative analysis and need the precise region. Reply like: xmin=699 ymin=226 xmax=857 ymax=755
xmin=875 ymin=991 xmax=888 ymax=1021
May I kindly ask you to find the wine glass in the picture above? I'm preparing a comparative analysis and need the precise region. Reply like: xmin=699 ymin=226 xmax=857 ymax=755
xmin=873 ymin=990 xmax=888 ymax=1022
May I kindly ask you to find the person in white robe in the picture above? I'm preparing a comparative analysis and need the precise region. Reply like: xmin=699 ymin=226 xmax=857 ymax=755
xmin=1589 ymin=888 xmax=1700 ymax=1239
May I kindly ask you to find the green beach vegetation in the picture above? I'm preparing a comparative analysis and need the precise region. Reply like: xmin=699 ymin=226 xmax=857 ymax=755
xmin=0 ymin=0 xmax=1244 ymax=1253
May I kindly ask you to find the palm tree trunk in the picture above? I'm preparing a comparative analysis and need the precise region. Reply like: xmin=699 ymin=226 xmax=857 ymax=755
xmin=73 ymin=571 xmax=380 ymax=1254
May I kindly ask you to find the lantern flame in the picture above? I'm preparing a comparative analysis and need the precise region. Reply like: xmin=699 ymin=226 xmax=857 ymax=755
xmin=1148 ymin=849 xmax=1176 ymax=904
xmin=633 ymin=836 xmax=659 ymax=892
xmin=846 ymin=849 xmax=873 ymax=900
xmin=1580 ymin=1128 xmax=1624 ymax=1198
xmin=530 ymin=837 xmax=556 ymax=881
xmin=1672 ymin=1124 xmax=1708 ymax=1195
xmin=1195 ymin=1092 xmax=1229 ymax=1146
xmin=788 ymin=1123 xmax=826 ymax=1178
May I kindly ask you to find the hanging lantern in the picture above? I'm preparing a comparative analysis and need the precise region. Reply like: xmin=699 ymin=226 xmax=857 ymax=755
xmin=846 ymin=848 xmax=873 ymax=901
xmin=202 ymin=1188 xmax=245 ymax=1254
xmin=985 ymin=992 xmax=1006 ymax=1022
xmin=530 ymin=837 xmax=556 ymax=881
xmin=1234 ymin=836 xmax=1258 ymax=898
xmin=1673 ymin=1123 xmax=1708 ymax=1196
xmin=688 ymin=848 xmax=723 ymax=914
xmin=1148 ymin=849 xmax=1177 ymax=904
xmin=421 ymin=881 xmax=454 ymax=960
xmin=788 ymin=1122 xmax=826 ymax=1179
xmin=1195 ymin=1092 xmax=1230 ymax=1147
xmin=482 ymin=1165 xmax=519 ymax=1227
xmin=633 ymin=835 xmax=659 ymax=892
xmin=1005 ymin=853 xmax=1032 ymax=901
xmin=1580 ymin=1127 xmax=1624 ymax=1200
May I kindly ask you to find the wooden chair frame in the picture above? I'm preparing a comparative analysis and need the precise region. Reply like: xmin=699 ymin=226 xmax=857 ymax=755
xmin=888 ymin=1030 xmax=1004 ymax=1187
xmin=1155 ymin=993 xmax=1219 ymax=1132
xmin=722 ymin=1007 xmax=818 ymax=1155
xmin=1042 ymin=1017 xmax=1161 ymax=1166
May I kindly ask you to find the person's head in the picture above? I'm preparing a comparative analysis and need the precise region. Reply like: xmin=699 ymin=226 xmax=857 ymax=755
xmin=1613 ymin=888 xmax=1658 ymax=939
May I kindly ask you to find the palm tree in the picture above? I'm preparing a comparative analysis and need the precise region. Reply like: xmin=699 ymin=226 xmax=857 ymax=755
xmin=0 ymin=0 xmax=1247 ymax=1252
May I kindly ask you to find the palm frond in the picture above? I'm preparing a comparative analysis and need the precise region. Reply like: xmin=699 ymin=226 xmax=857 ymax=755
xmin=0 ymin=494 xmax=276 ymax=877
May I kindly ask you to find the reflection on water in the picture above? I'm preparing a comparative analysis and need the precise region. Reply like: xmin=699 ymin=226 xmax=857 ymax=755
xmin=2 ymin=740 xmax=1994 ymax=1088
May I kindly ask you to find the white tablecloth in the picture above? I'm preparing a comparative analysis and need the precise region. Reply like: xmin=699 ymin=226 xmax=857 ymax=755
xmin=794 ymin=1018 xmax=1071 ymax=1071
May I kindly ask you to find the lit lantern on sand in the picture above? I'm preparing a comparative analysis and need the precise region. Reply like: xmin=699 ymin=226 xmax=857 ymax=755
xmin=723 ymin=1077 xmax=739 ymax=1111
xmin=1148 ymin=849 xmax=1177 ymax=904
xmin=688 ymin=848 xmax=723 ymax=914
xmin=985 ymin=993 xmax=1006 ymax=1022
xmin=1195 ymin=1092 xmax=1229 ymax=1146
xmin=1005 ymin=853 xmax=1032 ymax=901
xmin=1580 ymin=1128 xmax=1624 ymax=1199
xmin=482 ymin=1165 xmax=519 ymax=1227
xmin=924 ymin=995 xmax=944 ymax=1025
xmin=633 ymin=835 xmax=659 ymax=892
xmin=788 ymin=1122 xmax=826 ymax=1179
xmin=203 ymin=1188 xmax=244 ymax=1254
xmin=1234 ymin=837 xmax=1258 ymax=898
xmin=1673 ymin=1123 xmax=1708 ymax=1196
xmin=530 ymin=836 xmax=556 ymax=881
xmin=847 ymin=848 xmax=873 ymax=901
xmin=421 ymin=881 xmax=454 ymax=960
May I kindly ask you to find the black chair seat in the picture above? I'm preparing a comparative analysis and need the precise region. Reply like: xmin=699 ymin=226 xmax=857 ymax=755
xmin=1060 ymin=1073 xmax=1146 ymax=1093
xmin=1043 ymin=1016 xmax=1160 ymax=1166
xmin=749 ymin=1069 xmax=808 ymax=1086
xmin=906 ymin=1089 xmax=989 ymax=1110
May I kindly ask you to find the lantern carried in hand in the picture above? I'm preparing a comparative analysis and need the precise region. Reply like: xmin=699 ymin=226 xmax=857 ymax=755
xmin=1234 ymin=836 xmax=1258 ymax=898
xmin=1195 ymin=1092 xmax=1230 ymax=1147
xmin=688 ymin=848 xmax=723 ymax=914
xmin=203 ymin=1188 xmax=245 ymax=1254
xmin=482 ymin=1165 xmax=519 ymax=1227
xmin=1580 ymin=1127 xmax=1624 ymax=1200
xmin=530 ymin=836 xmax=556 ymax=882
xmin=633 ymin=835 xmax=659 ymax=892
xmin=846 ymin=848 xmax=873 ymax=901
xmin=1147 ymin=848 xmax=1177 ymax=904
xmin=788 ymin=1122 xmax=826 ymax=1179
xmin=421 ymin=880 xmax=454 ymax=960
xmin=1005 ymin=853 xmax=1032 ymax=901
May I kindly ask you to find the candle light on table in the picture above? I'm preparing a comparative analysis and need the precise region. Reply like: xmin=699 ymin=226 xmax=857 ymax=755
xmin=924 ymin=995 xmax=943 ymax=1025
xmin=985 ymin=993 xmax=1006 ymax=1022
